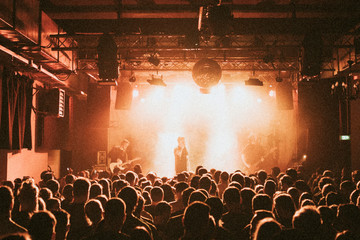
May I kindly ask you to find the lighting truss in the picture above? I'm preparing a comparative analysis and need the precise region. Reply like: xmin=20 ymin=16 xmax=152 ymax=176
xmin=50 ymin=33 xmax=357 ymax=76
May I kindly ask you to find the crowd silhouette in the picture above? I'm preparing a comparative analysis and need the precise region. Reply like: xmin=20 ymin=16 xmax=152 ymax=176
xmin=1 ymin=162 xmax=360 ymax=240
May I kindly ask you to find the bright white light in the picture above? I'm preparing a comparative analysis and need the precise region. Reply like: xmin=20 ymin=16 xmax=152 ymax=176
xmin=133 ymin=89 xmax=139 ymax=98
xmin=154 ymin=132 xmax=179 ymax=177
xmin=110 ymin=82 xmax=282 ymax=176
xmin=269 ymin=90 xmax=275 ymax=97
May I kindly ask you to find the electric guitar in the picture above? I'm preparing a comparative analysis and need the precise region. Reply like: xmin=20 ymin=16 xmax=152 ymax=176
xmin=109 ymin=158 xmax=141 ymax=173
xmin=242 ymin=147 xmax=278 ymax=173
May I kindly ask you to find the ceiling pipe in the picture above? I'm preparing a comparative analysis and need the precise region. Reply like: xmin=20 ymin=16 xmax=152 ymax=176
xmin=0 ymin=45 xmax=86 ymax=97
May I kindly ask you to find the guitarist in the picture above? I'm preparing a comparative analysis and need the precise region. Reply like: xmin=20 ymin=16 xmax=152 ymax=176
xmin=241 ymin=135 xmax=265 ymax=174
xmin=108 ymin=139 xmax=130 ymax=170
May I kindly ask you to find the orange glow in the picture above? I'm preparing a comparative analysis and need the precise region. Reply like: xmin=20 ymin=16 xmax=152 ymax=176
xmin=109 ymin=82 xmax=294 ymax=176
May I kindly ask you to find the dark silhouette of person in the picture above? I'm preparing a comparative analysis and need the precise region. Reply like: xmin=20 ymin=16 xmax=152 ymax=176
xmin=28 ymin=211 xmax=56 ymax=240
xmin=67 ymin=178 xmax=91 ymax=240
xmin=117 ymin=187 xmax=155 ymax=238
xmin=0 ymin=186 xmax=27 ymax=237
xmin=85 ymin=198 xmax=130 ymax=240
xmin=181 ymin=202 xmax=212 ymax=240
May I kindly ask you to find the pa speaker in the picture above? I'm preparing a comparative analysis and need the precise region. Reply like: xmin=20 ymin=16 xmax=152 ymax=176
xmin=115 ymin=82 xmax=132 ymax=110
xmin=301 ymin=32 xmax=322 ymax=77
xmin=276 ymin=81 xmax=293 ymax=110
xmin=87 ymin=84 xmax=110 ymax=128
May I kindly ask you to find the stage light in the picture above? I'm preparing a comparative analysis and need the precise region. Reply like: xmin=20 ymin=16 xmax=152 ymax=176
xmin=245 ymin=77 xmax=263 ymax=86
xmin=133 ymin=89 xmax=139 ymax=98
xmin=147 ymin=74 xmax=167 ymax=87
xmin=97 ymin=33 xmax=118 ymax=81
xmin=129 ymin=71 xmax=136 ymax=82
xmin=148 ymin=53 xmax=160 ymax=66
xmin=269 ymin=90 xmax=275 ymax=97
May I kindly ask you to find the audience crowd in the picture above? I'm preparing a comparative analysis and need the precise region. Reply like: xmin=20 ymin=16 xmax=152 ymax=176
xmin=1 ymin=163 xmax=360 ymax=240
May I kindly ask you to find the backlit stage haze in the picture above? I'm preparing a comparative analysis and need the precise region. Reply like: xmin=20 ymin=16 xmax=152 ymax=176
xmin=108 ymin=81 xmax=296 ymax=177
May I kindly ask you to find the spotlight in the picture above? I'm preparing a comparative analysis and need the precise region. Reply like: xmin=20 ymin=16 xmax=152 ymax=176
xmin=97 ymin=33 xmax=118 ymax=81
xmin=245 ymin=77 xmax=263 ymax=86
xmin=148 ymin=53 xmax=160 ymax=66
xmin=147 ymin=74 xmax=166 ymax=87
xmin=129 ymin=72 xmax=136 ymax=82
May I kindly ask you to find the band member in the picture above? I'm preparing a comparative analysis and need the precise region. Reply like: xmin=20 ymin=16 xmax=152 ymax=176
xmin=108 ymin=139 xmax=130 ymax=164
xmin=174 ymin=137 xmax=188 ymax=174
xmin=241 ymin=135 xmax=265 ymax=174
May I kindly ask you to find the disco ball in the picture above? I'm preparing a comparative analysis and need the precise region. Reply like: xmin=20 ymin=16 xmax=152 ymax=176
xmin=192 ymin=58 xmax=222 ymax=89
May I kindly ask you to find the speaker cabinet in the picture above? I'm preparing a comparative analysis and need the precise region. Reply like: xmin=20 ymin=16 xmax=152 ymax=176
xmin=87 ymin=84 xmax=110 ymax=128
xmin=301 ymin=32 xmax=323 ymax=77
xmin=115 ymin=82 xmax=132 ymax=110
xmin=276 ymin=81 xmax=293 ymax=110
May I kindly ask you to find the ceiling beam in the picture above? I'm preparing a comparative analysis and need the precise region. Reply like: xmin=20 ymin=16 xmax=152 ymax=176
xmin=54 ymin=18 xmax=360 ymax=35
xmin=44 ymin=3 xmax=360 ymax=12
xmin=48 ymin=11 xmax=356 ymax=20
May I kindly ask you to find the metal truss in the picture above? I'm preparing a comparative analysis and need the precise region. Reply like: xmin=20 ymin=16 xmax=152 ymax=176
xmin=51 ymin=33 xmax=303 ymax=50
xmin=78 ymin=58 xmax=299 ymax=74
xmin=51 ymin=33 xmax=358 ymax=75
xmin=330 ymin=23 xmax=360 ymax=73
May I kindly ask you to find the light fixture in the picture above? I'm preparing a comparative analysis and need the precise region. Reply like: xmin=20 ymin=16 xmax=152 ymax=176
xmin=129 ymin=71 xmax=136 ymax=82
xmin=147 ymin=74 xmax=166 ymax=87
xmin=245 ymin=70 xmax=263 ymax=86
xmin=245 ymin=77 xmax=263 ymax=86
xmin=97 ymin=33 xmax=118 ymax=82
xmin=148 ymin=53 xmax=160 ymax=66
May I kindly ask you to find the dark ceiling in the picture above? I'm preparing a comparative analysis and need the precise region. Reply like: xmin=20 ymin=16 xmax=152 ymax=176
xmin=1 ymin=0 xmax=360 ymax=86
xmin=38 ymin=0 xmax=360 ymax=83
xmin=41 ymin=0 xmax=360 ymax=35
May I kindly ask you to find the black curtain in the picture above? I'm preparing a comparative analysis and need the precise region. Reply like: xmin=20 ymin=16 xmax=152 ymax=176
xmin=0 ymin=66 xmax=33 ymax=150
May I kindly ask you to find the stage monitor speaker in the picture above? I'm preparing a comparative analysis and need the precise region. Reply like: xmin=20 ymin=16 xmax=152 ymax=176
xmin=115 ymin=81 xmax=132 ymax=110
xmin=37 ymin=88 xmax=66 ymax=118
xmin=301 ymin=32 xmax=322 ymax=77
xmin=87 ymin=84 xmax=110 ymax=128
xmin=276 ymin=81 xmax=293 ymax=110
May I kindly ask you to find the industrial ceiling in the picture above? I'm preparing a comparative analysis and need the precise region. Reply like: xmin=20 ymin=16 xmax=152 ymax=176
xmin=1 ymin=0 xmax=360 ymax=87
